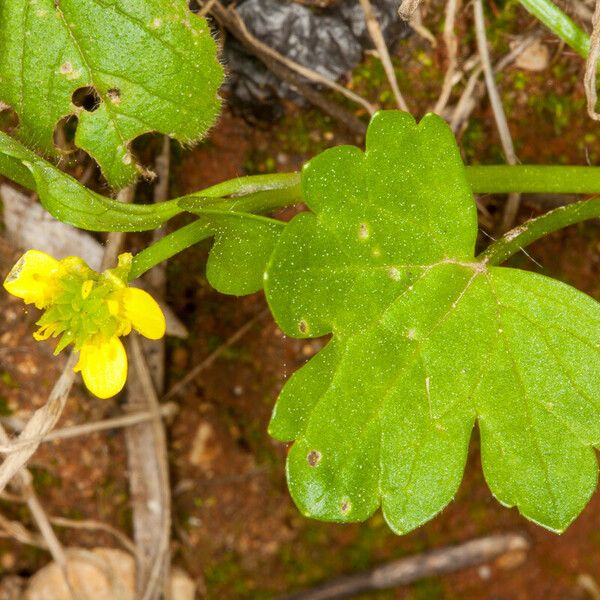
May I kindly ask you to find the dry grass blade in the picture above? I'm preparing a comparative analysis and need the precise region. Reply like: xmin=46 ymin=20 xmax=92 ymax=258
xmin=50 ymin=517 xmax=136 ymax=555
xmin=0 ymin=352 xmax=78 ymax=494
xmin=198 ymin=0 xmax=218 ymax=17
xmin=584 ymin=0 xmax=600 ymax=119
xmin=101 ymin=186 xmax=135 ymax=269
xmin=0 ymin=403 xmax=178 ymax=452
xmin=359 ymin=0 xmax=409 ymax=111
xmin=474 ymin=0 xmax=521 ymax=231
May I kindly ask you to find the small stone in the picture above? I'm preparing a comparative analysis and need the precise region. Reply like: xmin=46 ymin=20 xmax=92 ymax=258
xmin=188 ymin=422 xmax=219 ymax=469
xmin=514 ymin=39 xmax=549 ymax=72
xmin=169 ymin=568 xmax=196 ymax=600
xmin=478 ymin=564 xmax=492 ymax=580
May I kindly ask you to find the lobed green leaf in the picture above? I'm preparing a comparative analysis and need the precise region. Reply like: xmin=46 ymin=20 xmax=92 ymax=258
xmin=265 ymin=111 xmax=600 ymax=534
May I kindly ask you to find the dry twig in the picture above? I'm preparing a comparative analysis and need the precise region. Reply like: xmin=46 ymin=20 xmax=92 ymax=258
xmin=584 ymin=0 xmax=600 ymax=119
xmin=50 ymin=517 xmax=136 ymax=555
xmin=0 ymin=353 xmax=78 ymax=494
xmin=359 ymin=0 xmax=409 ymax=111
xmin=279 ymin=533 xmax=530 ymax=600
xmin=0 ymin=403 xmax=178 ymax=452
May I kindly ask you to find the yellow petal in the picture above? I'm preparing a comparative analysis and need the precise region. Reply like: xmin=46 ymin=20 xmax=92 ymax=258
xmin=75 ymin=337 xmax=128 ymax=399
xmin=119 ymin=288 xmax=166 ymax=340
xmin=3 ymin=250 xmax=60 ymax=308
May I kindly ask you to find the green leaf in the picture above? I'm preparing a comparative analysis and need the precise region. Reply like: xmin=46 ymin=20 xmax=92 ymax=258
xmin=201 ymin=211 xmax=285 ymax=296
xmin=0 ymin=131 xmax=182 ymax=231
xmin=0 ymin=0 xmax=223 ymax=188
xmin=265 ymin=110 xmax=600 ymax=534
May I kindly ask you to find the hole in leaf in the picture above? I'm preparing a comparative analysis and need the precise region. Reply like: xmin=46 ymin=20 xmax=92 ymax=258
xmin=53 ymin=114 xmax=79 ymax=152
xmin=71 ymin=86 xmax=101 ymax=112
xmin=340 ymin=498 xmax=351 ymax=514
xmin=0 ymin=104 xmax=19 ymax=132
xmin=107 ymin=88 xmax=121 ymax=104
xmin=298 ymin=320 xmax=308 ymax=334
xmin=307 ymin=450 xmax=321 ymax=467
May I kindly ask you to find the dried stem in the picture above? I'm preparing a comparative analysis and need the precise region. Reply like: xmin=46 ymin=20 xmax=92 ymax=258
xmin=0 ymin=403 xmax=178 ymax=452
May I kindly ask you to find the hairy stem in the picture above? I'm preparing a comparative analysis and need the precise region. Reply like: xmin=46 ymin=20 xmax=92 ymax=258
xmin=129 ymin=220 xmax=212 ymax=280
xmin=479 ymin=197 xmax=600 ymax=265
xmin=467 ymin=165 xmax=600 ymax=194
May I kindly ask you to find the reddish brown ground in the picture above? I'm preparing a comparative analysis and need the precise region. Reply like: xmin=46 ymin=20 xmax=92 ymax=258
xmin=2 ymin=1 xmax=600 ymax=598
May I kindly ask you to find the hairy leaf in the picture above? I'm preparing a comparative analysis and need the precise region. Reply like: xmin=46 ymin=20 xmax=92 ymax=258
xmin=0 ymin=0 xmax=223 ymax=188
xmin=0 ymin=131 xmax=182 ymax=231
xmin=265 ymin=111 xmax=600 ymax=534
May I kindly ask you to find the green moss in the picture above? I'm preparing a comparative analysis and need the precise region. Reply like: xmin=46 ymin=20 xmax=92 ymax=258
xmin=30 ymin=466 xmax=61 ymax=492
xmin=408 ymin=577 xmax=446 ymax=600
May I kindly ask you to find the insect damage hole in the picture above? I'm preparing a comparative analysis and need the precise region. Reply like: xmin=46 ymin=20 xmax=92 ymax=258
xmin=107 ymin=88 xmax=121 ymax=104
xmin=307 ymin=450 xmax=321 ymax=467
xmin=71 ymin=86 xmax=101 ymax=112
xmin=53 ymin=114 xmax=79 ymax=152
xmin=358 ymin=223 xmax=370 ymax=240
xmin=340 ymin=498 xmax=352 ymax=515
xmin=298 ymin=319 xmax=309 ymax=334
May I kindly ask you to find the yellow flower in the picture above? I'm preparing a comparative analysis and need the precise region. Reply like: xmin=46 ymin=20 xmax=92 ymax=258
xmin=3 ymin=250 xmax=165 ymax=399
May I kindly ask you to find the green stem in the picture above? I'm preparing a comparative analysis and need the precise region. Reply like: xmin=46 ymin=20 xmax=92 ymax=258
xmin=479 ymin=197 xmax=600 ymax=265
xmin=519 ymin=0 xmax=590 ymax=58
xmin=129 ymin=220 xmax=213 ymax=280
xmin=128 ymin=184 xmax=301 ymax=279
xmin=466 ymin=165 xmax=600 ymax=194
